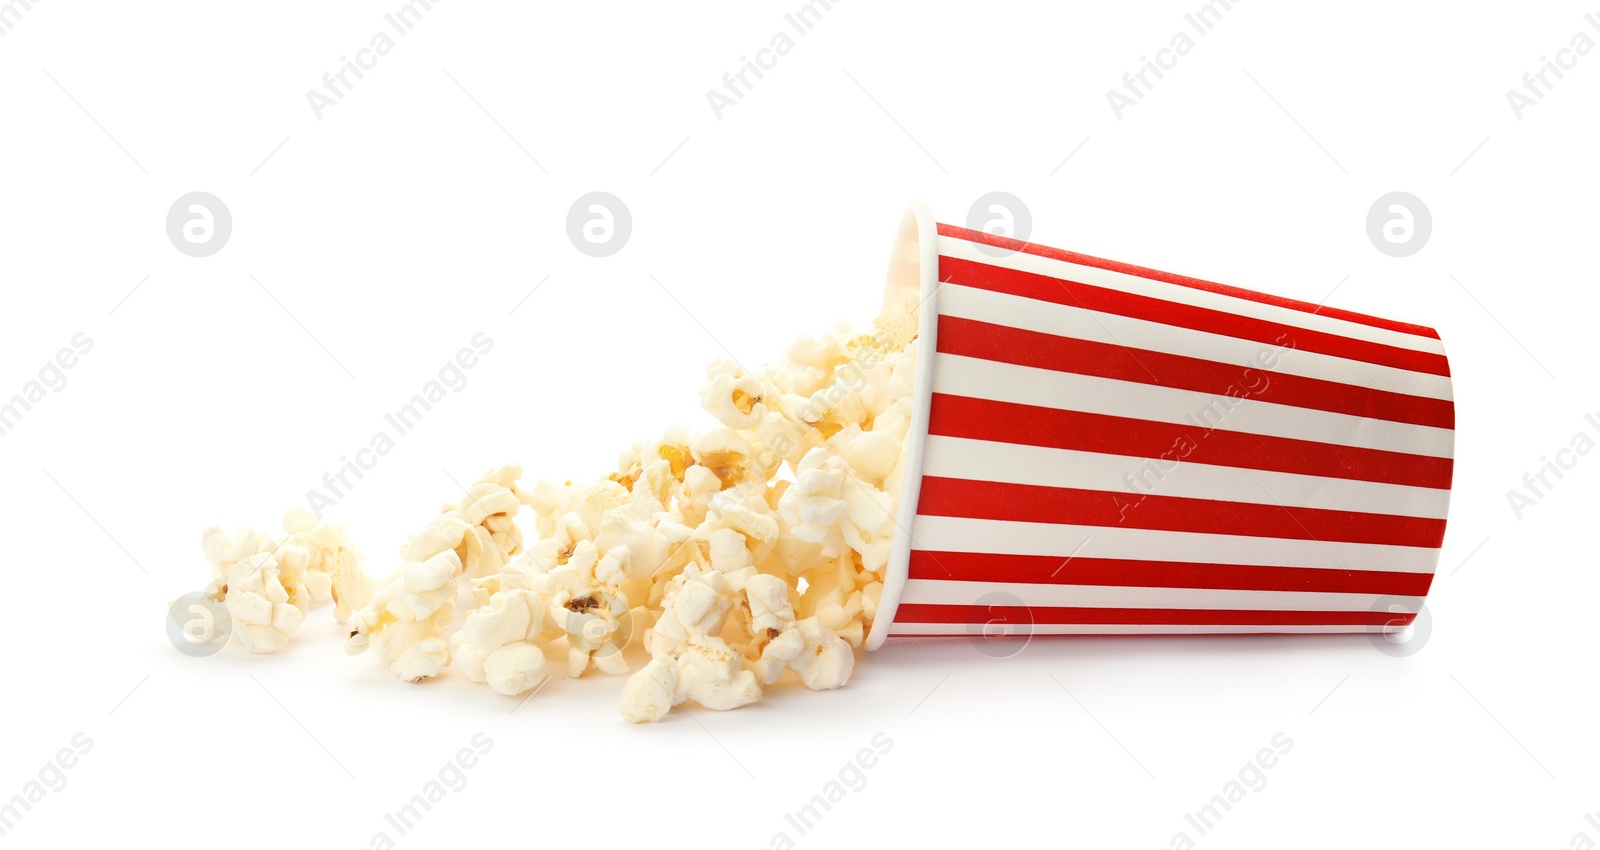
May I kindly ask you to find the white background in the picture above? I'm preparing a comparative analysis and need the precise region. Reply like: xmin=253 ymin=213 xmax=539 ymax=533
xmin=2 ymin=1 xmax=1596 ymax=847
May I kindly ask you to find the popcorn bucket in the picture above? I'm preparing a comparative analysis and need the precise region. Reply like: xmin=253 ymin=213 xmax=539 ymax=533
xmin=865 ymin=204 xmax=1455 ymax=649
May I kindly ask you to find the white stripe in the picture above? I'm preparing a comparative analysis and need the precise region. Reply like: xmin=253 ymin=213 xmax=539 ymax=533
xmin=898 ymin=579 xmax=1422 ymax=613
xmin=910 ymin=515 xmax=1442 ymax=574
xmin=938 ymin=234 xmax=1447 ymax=356
xmin=886 ymin=623 xmax=1398 ymax=635
xmin=921 ymin=435 xmax=1451 ymax=519
xmin=933 ymin=353 xmax=1455 ymax=459
xmin=939 ymin=282 xmax=1454 ymax=401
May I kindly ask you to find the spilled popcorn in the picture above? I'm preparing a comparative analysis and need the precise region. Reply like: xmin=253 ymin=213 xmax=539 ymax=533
xmin=191 ymin=296 xmax=920 ymax=722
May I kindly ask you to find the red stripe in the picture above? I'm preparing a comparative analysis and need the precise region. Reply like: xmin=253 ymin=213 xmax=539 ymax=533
xmin=928 ymin=393 xmax=1455 ymax=490
xmin=886 ymin=631 xmax=1390 ymax=637
xmin=909 ymin=550 xmax=1437 ymax=596
xmin=937 ymin=255 xmax=1450 ymax=377
xmin=895 ymin=603 xmax=1415 ymax=627
xmin=937 ymin=315 xmax=1455 ymax=430
xmin=936 ymin=223 xmax=1442 ymax=341
xmin=917 ymin=476 xmax=1446 ymax=548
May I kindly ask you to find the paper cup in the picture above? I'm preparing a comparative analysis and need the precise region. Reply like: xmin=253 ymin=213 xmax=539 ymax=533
xmin=865 ymin=204 xmax=1455 ymax=649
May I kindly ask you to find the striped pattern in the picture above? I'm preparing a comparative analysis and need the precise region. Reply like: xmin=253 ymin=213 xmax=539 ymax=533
xmin=885 ymin=224 xmax=1454 ymax=639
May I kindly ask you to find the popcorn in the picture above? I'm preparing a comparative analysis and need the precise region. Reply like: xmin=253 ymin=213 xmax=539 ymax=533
xmin=193 ymin=292 xmax=922 ymax=721
xmin=212 ymin=545 xmax=306 ymax=654
xmin=676 ymin=638 xmax=764 ymax=711
xmin=744 ymin=573 xmax=801 ymax=684
xmin=452 ymin=588 xmax=546 ymax=695
xmin=624 ymin=560 xmax=764 ymax=718
xmin=789 ymin=616 xmax=855 ymax=691
xmin=779 ymin=448 xmax=851 ymax=549
xmin=346 ymin=465 xmax=537 ymax=682
xmin=619 ymin=656 xmax=678 ymax=724
xmin=430 ymin=464 xmax=527 ymax=577
xmin=281 ymin=506 xmax=371 ymax=619
xmin=198 ymin=509 xmax=372 ymax=653
xmin=347 ymin=549 xmax=460 ymax=681
xmin=451 ymin=528 xmax=635 ymax=695
xmin=843 ymin=430 xmax=901 ymax=485
xmin=527 ymin=540 xmax=632 ymax=677
xmin=700 ymin=360 xmax=770 ymax=430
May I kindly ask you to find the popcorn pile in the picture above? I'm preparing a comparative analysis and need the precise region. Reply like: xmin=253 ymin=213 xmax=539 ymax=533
xmin=199 ymin=508 xmax=368 ymax=653
xmin=192 ymin=296 xmax=921 ymax=722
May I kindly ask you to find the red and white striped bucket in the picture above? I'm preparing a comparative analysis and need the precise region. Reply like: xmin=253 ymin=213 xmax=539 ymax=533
xmin=865 ymin=204 xmax=1455 ymax=649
